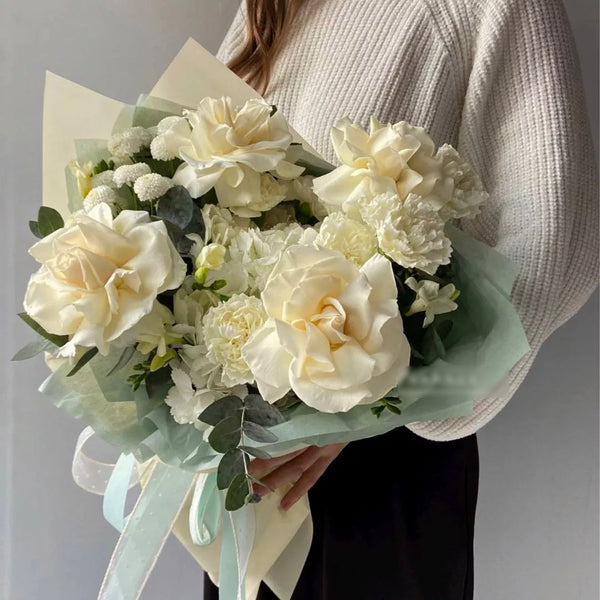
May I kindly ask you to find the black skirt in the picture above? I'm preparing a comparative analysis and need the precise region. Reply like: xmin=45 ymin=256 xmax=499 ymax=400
xmin=204 ymin=424 xmax=479 ymax=600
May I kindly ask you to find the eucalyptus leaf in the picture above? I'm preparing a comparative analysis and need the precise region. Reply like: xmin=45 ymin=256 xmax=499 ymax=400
xmin=18 ymin=313 xmax=69 ymax=348
xmin=199 ymin=395 xmax=243 ymax=426
xmin=67 ymin=347 xmax=98 ymax=377
xmin=156 ymin=186 xmax=194 ymax=229
xmin=225 ymin=473 xmax=251 ymax=511
xmin=217 ymin=448 xmax=246 ymax=490
xmin=29 ymin=220 xmax=42 ymax=239
xmin=209 ymin=415 xmax=243 ymax=453
xmin=12 ymin=337 xmax=56 ymax=361
xmin=244 ymin=394 xmax=285 ymax=427
xmin=106 ymin=346 xmax=137 ymax=376
xmin=38 ymin=206 xmax=64 ymax=237
xmin=243 ymin=421 xmax=278 ymax=444
xmin=239 ymin=445 xmax=272 ymax=460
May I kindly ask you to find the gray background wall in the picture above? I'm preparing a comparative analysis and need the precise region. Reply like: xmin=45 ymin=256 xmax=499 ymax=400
xmin=1 ymin=1 xmax=597 ymax=598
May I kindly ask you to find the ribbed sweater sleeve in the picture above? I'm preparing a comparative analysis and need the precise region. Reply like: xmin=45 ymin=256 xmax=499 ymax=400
xmin=406 ymin=0 xmax=599 ymax=440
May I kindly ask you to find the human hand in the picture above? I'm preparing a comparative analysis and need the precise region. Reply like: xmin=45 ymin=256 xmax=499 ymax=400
xmin=248 ymin=443 xmax=349 ymax=511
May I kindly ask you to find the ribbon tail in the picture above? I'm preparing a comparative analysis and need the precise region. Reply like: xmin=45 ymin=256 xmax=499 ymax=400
xmin=103 ymin=453 xmax=137 ymax=532
xmin=98 ymin=461 xmax=197 ymax=600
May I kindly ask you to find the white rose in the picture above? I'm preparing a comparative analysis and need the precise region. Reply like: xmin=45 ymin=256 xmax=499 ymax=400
xmin=436 ymin=144 xmax=488 ymax=220
xmin=405 ymin=276 xmax=459 ymax=327
xmin=154 ymin=97 xmax=293 ymax=215
xmin=23 ymin=203 xmax=186 ymax=357
xmin=312 ymin=117 xmax=446 ymax=211
xmin=360 ymin=192 xmax=451 ymax=275
xmin=242 ymin=245 xmax=411 ymax=412
xmin=315 ymin=212 xmax=378 ymax=266
xmin=202 ymin=294 xmax=267 ymax=387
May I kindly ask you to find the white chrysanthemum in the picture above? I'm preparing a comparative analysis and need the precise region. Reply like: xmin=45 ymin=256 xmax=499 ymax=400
xmin=201 ymin=204 xmax=253 ymax=246
xmin=285 ymin=175 xmax=329 ymax=219
xmin=108 ymin=126 xmax=154 ymax=158
xmin=315 ymin=212 xmax=378 ymax=266
xmin=405 ymin=276 xmax=459 ymax=327
xmin=202 ymin=294 xmax=267 ymax=387
xmin=150 ymin=116 xmax=190 ymax=161
xmin=113 ymin=163 xmax=152 ymax=187
xmin=133 ymin=173 xmax=174 ymax=202
xmin=360 ymin=192 xmax=451 ymax=275
xmin=227 ymin=223 xmax=317 ymax=294
xmin=436 ymin=144 xmax=488 ymax=220
xmin=82 ymin=185 xmax=118 ymax=212
xmin=90 ymin=170 xmax=116 ymax=189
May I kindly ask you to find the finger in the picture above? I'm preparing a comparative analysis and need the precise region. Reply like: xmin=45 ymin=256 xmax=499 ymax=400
xmin=255 ymin=446 xmax=322 ymax=492
xmin=280 ymin=455 xmax=335 ymax=511
xmin=247 ymin=448 xmax=308 ymax=477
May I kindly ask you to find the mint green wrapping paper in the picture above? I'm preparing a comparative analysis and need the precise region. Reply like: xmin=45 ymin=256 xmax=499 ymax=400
xmin=40 ymin=221 xmax=530 ymax=471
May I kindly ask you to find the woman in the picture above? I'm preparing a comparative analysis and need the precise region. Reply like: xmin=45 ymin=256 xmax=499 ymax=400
xmin=205 ymin=0 xmax=598 ymax=598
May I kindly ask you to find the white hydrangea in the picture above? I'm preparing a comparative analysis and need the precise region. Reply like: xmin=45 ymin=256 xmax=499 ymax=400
xmin=227 ymin=223 xmax=317 ymax=293
xmin=360 ymin=192 xmax=451 ymax=275
xmin=108 ymin=126 xmax=154 ymax=158
xmin=285 ymin=175 xmax=329 ymax=219
xmin=113 ymin=163 xmax=152 ymax=187
xmin=165 ymin=367 xmax=222 ymax=428
xmin=201 ymin=204 xmax=253 ymax=247
xmin=90 ymin=170 xmax=116 ymax=189
xmin=133 ymin=173 xmax=174 ymax=202
xmin=405 ymin=276 xmax=459 ymax=326
xmin=202 ymin=294 xmax=268 ymax=387
xmin=436 ymin=144 xmax=488 ymax=220
xmin=315 ymin=211 xmax=378 ymax=266
xmin=82 ymin=185 xmax=118 ymax=212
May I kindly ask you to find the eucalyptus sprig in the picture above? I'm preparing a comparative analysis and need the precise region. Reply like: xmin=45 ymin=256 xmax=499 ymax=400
xmin=199 ymin=394 xmax=285 ymax=511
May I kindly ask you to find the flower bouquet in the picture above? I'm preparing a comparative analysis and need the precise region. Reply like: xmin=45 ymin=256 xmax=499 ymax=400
xmin=16 ymin=39 xmax=529 ymax=600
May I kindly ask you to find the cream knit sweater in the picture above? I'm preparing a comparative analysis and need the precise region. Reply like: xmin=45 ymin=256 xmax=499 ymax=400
xmin=216 ymin=0 xmax=599 ymax=441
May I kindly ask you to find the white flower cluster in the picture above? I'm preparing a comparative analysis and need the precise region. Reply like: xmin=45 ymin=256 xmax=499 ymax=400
xmin=312 ymin=117 xmax=488 ymax=274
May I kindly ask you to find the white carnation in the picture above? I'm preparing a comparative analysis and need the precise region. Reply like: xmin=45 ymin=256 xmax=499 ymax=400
xmin=315 ymin=212 xmax=378 ymax=266
xmin=133 ymin=173 xmax=174 ymax=202
xmin=113 ymin=163 xmax=152 ymax=187
xmin=436 ymin=144 xmax=488 ymax=220
xmin=360 ymin=192 xmax=451 ymax=275
xmin=82 ymin=185 xmax=118 ymax=212
xmin=108 ymin=126 xmax=154 ymax=158
xmin=202 ymin=294 xmax=267 ymax=387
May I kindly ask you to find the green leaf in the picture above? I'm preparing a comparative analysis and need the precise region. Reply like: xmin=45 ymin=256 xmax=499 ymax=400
xmin=371 ymin=405 xmax=385 ymax=418
xmin=156 ymin=186 xmax=194 ymax=229
xmin=208 ymin=415 xmax=243 ymax=453
xmin=11 ymin=337 xmax=56 ymax=361
xmin=244 ymin=394 xmax=285 ymax=427
xmin=225 ymin=473 xmax=251 ymax=511
xmin=145 ymin=367 xmax=173 ymax=403
xmin=18 ymin=313 xmax=69 ymax=347
xmin=106 ymin=346 xmax=137 ymax=376
xmin=243 ymin=421 xmax=278 ymax=444
xmin=67 ymin=347 xmax=98 ymax=377
xmin=239 ymin=445 xmax=272 ymax=460
xmin=199 ymin=395 xmax=243 ymax=426
xmin=29 ymin=220 xmax=42 ymax=239
xmin=217 ymin=448 xmax=246 ymax=490
xmin=37 ymin=206 xmax=64 ymax=237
